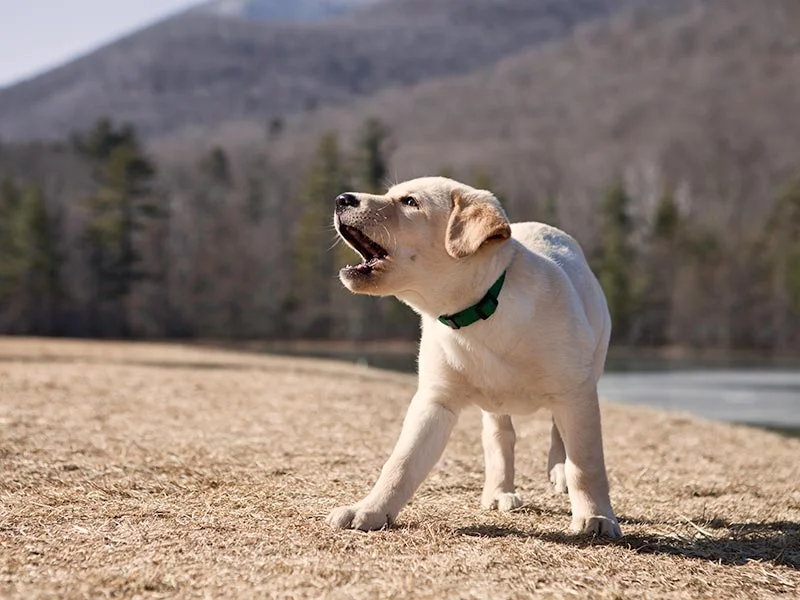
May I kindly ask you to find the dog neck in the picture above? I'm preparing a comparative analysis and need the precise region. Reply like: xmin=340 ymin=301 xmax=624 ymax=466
xmin=395 ymin=241 xmax=517 ymax=320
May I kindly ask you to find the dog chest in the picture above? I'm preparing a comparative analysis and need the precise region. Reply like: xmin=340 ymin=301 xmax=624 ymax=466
xmin=440 ymin=335 xmax=553 ymax=414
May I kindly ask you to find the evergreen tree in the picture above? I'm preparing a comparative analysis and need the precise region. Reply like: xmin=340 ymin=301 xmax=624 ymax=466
xmin=184 ymin=145 xmax=237 ymax=337
xmin=652 ymin=188 xmax=681 ymax=240
xmin=17 ymin=185 xmax=63 ymax=334
xmin=640 ymin=187 xmax=682 ymax=345
xmin=350 ymin=119 xmax=419 ymax=339
xmin=292 ymin=132 xmax=349 ymax=336
xmin=766 ymin=176 xmax=800 ymax=349
xmin=0 ymin=177 xmax=24 ymax=312
xmin=0 ymin=180 xmax=63 ymax=333
xmin=355 ymin=118 xmax=392 ymax=193
xmin=199 ymin=146 xmax=232 ymax=186
xmin=598 ymin=181 xmax=636 ymax=342
xmin=78 ymin=119 xmax=161 ymax=336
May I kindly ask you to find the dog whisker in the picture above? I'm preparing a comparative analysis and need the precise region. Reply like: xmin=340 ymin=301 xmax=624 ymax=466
xmin=380 ymin=223 xmax=396 ymax=252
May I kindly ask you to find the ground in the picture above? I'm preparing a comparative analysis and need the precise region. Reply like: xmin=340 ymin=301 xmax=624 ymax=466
xmin=1 ymin=338 xmax=798 ymax=599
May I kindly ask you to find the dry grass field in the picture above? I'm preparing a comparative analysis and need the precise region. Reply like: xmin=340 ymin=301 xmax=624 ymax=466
xmin=1 ymin=338 xmax=798 ymax=599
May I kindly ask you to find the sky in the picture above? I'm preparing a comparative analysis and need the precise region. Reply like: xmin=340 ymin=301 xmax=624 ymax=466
xmin=0 ymin=0 xmax=202 ymax=88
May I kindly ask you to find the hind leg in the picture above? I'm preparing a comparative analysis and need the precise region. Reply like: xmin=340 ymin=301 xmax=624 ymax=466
xmin=547 ymin=417 xmax=568 ymax=494
xmin=481 ymin=412 xmax=523 ymax=511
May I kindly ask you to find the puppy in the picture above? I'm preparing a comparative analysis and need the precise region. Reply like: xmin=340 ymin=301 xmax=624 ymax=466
xmin=327 ymin=177 xmax=621 ymax=538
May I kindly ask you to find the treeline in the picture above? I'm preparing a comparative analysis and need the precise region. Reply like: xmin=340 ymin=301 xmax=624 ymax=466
xmin=0 ymin=118 xmax=417 ymax=340
xmin=594 ymin=180 xmax=800 ymax=351
xmin=0 ymin=118 xmax=799 ymax=351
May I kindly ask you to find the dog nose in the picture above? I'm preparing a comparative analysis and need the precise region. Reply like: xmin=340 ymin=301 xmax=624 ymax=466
xmin=335 ymin=193 xmax=359 ymax=210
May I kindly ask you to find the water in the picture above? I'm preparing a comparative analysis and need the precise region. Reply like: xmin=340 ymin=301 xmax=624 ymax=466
xmin=598 ymin=370 xmax=800 ymax=429
xmin=267 ymin=346 xmax=800 ymax=430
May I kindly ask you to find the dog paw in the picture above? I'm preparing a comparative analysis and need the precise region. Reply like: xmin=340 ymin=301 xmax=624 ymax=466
xmin=549 ymin=463 xmax=568 ymax=494
xmin=482 ymin=491 xmax=524 ymax=512
xmin=569 ymin=514 xmax=622 ymax=538
xmin=326 ymin=504 xmax=394 ymax=531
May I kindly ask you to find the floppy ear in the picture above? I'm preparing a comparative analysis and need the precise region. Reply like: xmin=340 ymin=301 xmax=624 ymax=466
xmin=446 ymin=189 xmax=511 ymax=259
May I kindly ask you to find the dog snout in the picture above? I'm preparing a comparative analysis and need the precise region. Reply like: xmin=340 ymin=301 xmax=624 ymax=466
xmin=335 ymin=193 xmax=360 ymax=212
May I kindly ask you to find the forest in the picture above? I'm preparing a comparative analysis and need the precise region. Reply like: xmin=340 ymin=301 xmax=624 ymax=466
xmin=1 ymin=116 xmax=798 ymax=352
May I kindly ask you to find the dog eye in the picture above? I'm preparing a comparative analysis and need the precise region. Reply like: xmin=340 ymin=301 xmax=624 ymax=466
xmin=400 ymin=196 xmax=419 ymax=208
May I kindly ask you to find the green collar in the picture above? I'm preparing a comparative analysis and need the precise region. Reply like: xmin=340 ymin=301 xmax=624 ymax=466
xmin=438 ymin=271 xmax=507 ymax=330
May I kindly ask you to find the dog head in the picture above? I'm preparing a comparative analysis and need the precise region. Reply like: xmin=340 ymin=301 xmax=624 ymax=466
xmin=333 ymin=177 xmax=511 ymax=300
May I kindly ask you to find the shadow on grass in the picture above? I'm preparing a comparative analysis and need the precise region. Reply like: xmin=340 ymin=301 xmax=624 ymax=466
xmin=457 ymin=519 xmax=800 ymax=567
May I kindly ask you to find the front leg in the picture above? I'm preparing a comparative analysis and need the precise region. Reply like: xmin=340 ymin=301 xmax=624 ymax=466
xmin=326 ymin=391 xmax=459 ymax=530
xmin=552 ymin=388 xmax=621 ymax=538
xmin=481 ymin=412 xmax=523 ymax=511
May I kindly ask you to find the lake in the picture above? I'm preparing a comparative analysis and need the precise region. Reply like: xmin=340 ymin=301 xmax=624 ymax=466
xmin=263 ymin=344 xmax=800 ymax=431
xmin=598 ymin=369 xmax=800 ymax=430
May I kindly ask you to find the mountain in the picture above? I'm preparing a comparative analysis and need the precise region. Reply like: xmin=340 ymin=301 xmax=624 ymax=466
xmin=234 ymin=0 xmax=798 ymax=223
xmin=0 ymin=0 xmax=660 ymax=141
xmin=196 ymin=0 xmax=378 ymax=21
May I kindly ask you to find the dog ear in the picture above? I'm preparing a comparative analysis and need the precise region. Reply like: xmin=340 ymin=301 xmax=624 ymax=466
xmin=446 ymin=189 xmax=511 ymax=259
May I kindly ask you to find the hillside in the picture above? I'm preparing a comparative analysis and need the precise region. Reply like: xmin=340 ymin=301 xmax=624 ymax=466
xmin=0 ymin=0 xmax=661 ymax=140
xmin=219 ymin=0 xmax=798 ymax=224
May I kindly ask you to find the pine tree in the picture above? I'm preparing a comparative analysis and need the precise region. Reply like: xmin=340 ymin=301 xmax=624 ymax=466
xmin=78 ymin=119 xmax=161 ymax=336
xmin=766 ymin=176 xmax=800 ymax=349
xmin=355 ymin=118 xmax=393 ymax=193
xmin=292 ymin=132 xmax=350 ymax=337
xmin=199 ymin=146 xmax=232 ymax=185
xmin=17 ymin=185 xmax=63 ymax=334
xmin=350 ymin=119 xmax=419 ymax=339
xmin=0 ymin=180 xmax=63 ymax=333
xmin=640 ymin=187 xmax=682 ymax=345
xmin=598 ymin=181 xmax=636 ymax=343
xmin=652 ymin=188 xmax=681 ymax=240
xmin=0 ymin=177 xmax=24 ymax=314
xmin=183 ymin=145 xmax=237 ymax=337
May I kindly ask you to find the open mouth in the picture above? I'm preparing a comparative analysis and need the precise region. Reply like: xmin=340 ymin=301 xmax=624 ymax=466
xmin=338 ymin=224 xmax=389 ymax=276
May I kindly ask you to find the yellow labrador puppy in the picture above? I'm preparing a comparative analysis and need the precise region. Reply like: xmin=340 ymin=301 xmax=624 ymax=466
xmin=327 ymin=177 xmax=621 ymax=538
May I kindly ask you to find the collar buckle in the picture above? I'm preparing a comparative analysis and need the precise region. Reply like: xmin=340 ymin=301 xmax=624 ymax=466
xmin=438 ymin=316 xmax=461 ymax=329
xmin=475 ymin=295 xmax=498 ymax=320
